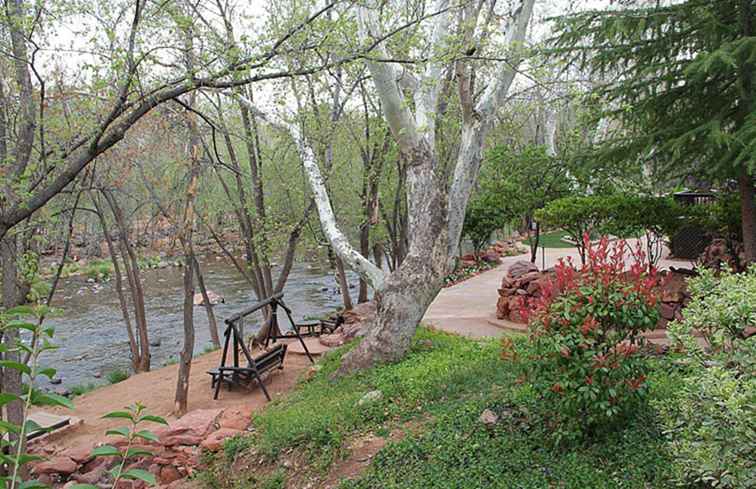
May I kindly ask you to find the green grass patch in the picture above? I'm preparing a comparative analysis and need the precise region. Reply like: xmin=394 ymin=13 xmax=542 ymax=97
xmin=106 ymin=368 xmax=130 ymax=384
xmin=524 ymin=230 xmax=575 ymax=248
xmin=70 ymin=382 xmax=99 ymax=397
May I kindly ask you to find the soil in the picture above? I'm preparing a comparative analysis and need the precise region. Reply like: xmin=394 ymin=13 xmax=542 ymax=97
xmin=33 ymin=344 xmax=314 ymax=451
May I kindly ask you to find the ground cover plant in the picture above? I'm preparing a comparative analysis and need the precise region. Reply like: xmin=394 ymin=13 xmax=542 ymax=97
xmin=197 ymin=326 xmax=708 ymax=489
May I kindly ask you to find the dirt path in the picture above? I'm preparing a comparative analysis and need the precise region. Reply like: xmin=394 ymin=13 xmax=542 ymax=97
xmin=34 ymin=344 xmax=314 ymax=450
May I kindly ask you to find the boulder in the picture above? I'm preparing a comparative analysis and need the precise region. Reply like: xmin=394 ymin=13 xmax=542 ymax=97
xmin=518 ymin=271 xmax=541 ymax=285
xmin=33 ymin=456 xmax=78 ymax=475
xmin=218 ymin=409 xmax=251 ymax=431
xmin=160 ymin=408 xmax=223 ymax=440
xmin=661 ymin=272 xmax=688 ymax=303
xmin=200 ymin=428 xmax=244 ymax=452
xmin=660 ymin=303 xmax=677 ymax=321
xmin=507 ymin=260 xmax=538 ymax=279
xmin=68 ymin=442 xmax=96 ymax=464
xmin=159 ymin=465 xmax=182 ymax=485
xmin=496 ymin=296 xmax=510 ymax=320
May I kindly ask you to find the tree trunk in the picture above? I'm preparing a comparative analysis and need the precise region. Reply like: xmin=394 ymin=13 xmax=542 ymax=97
xmin=103 ymin=191 xmax=150 ymax=372
xmin=193 ymin=257 xmax=220 ymax=348
xmin=93 ymin=196 xmax=141 ymax=370
xmin=334 ymin=255 xmax=353 ymax=310
xmin=174 ymin=252 xmax=195 ymax=416
xmin=529 ymin=220 xmax=540 ymax=263
xmin=738 ymin=169 xmax=756 ymax=263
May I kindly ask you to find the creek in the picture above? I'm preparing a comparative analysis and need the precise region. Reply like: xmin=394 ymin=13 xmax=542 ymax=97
xmin=42 ymin=257 xmax=357 ymax=389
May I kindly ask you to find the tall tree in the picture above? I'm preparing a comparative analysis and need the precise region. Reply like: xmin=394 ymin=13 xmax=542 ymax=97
xmin=551 ymin=0 xmax=756 ymax=260
xmin=300 ymin=0 xmax=536 ymax=372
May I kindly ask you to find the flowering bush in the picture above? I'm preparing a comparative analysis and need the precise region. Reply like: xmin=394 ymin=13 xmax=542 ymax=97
xmin=506 ymin=236 xmax=661 ymax=443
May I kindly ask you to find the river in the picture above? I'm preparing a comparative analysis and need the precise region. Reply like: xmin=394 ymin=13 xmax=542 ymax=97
xmin=42 ymin=257 xmax=358 ymax=389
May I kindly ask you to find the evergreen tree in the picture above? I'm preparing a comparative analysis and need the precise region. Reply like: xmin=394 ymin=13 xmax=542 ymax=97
xmin=551 ymin=0 xmax=756 ymax=259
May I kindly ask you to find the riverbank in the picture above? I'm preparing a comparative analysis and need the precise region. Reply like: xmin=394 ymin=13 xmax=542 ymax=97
xmin=33 ymin=343 xmax=315 ymax=451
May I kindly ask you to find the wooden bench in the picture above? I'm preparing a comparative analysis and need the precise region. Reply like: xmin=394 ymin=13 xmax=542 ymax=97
xmin=209 ymin=293 xmax=313 ymax=401
xmin=208 ymin=343 xmax=287 ymax=401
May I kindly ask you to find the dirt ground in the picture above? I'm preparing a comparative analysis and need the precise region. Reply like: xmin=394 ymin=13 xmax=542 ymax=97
xmin=33 ymin=343 xmax=315 ymax=451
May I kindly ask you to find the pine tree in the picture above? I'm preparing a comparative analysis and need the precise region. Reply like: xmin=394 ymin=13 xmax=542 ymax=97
xmin=551 ymin=0 xmax=756 ymax=260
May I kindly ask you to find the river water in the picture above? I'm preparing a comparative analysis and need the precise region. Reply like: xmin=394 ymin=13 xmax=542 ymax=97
xmin=42 ymin=257 xmax=357 ymax=389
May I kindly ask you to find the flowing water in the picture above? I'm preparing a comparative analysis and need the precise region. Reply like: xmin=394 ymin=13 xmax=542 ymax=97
xmin=42 ymin=257 xmax=358 ymax=389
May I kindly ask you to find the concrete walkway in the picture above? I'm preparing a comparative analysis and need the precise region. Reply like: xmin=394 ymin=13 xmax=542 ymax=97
xmin=423 ymin=242 xmax=693 ymax=339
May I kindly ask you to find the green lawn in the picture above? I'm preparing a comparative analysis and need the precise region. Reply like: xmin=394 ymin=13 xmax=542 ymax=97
xmin=524 ymin=230 xmax=576 ymax=248
xmin=199 ymin=328 xmax=686 ymax=489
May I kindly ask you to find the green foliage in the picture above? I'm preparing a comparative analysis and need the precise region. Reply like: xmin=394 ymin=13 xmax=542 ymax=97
xmin=70 ymin=382 xmax=99 ymax=398
xmin=535 ymin=195 xmax=607 ymax=262
xmin=443 ymin=261 xmax=497 ymax=287
xmin=661 ymin=267 xmax=756 ymax=488
xmin=512 ymin=238 xmax=660 ymax=444
xmin=550 ymin=1 xmax=756 ymax=193
xmin=70 ymin=403 xmax=168 ymax=489
xmin=252 ymin=329 xmax=500 ymax=460
xmin=0 ymin=305 xmax=72 ymax=489
xmin=669 ymin=266 xmax=756 ymax=354
xmin=524 ymin=230 xmax=575 ymax=249
xmin=655 ymin=353 xmax=755 ymax=489
xmin=462 ymin=198 xmax=508 ymax=257
xmin=106 ymin=369 xmax=130 ymax=385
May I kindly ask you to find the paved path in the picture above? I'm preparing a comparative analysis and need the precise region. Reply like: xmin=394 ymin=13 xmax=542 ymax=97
xmin=424 ymin=242 xmax=693 ymax=339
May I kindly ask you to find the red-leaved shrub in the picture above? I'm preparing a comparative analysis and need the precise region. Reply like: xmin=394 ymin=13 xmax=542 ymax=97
xmin=504 ymin=235 xmax=661 ymax=442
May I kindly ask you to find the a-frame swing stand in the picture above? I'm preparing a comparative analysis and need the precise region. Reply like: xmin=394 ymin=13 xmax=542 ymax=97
xmin=208 ymin=292 xmax=314 ymax=401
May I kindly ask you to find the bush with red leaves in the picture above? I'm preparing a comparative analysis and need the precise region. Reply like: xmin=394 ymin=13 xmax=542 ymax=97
xmin=504 ymin=235 xmax=661 ymax=443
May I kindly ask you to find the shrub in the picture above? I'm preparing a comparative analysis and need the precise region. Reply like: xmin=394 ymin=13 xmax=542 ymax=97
xmin=535 ymin=196 xmax=608 ymax=264
xmin=669 ymin=266 xmax=756 ymax=354
xmin=509 ymin=236 xmax=660 ymax=443
xmin=662 ymin=268 xmax=756 ymax=488
xmin=462 ymin=195 xmax=510 ymax=258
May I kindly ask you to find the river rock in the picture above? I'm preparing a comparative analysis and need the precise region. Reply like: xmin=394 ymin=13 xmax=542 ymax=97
xmin=50 ymin=377 xmax=62 ymax=385
xmin=150 ymin=338 xmax=162 ymax=347
xmin=193 ymin=290 xmax=224 ymax=306
xmin=54 ymin=386 xmax=71 ymax=397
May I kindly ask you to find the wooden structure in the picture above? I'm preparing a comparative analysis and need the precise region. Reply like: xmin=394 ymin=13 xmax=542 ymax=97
xmin=208 ymin=292 xmax=315 ymax=400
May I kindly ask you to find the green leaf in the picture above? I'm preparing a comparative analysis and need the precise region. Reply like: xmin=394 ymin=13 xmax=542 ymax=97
xmin=102 ymin=411 xmax=134 ymax=421
xmin=125 ymin=447 xmax=154 ymax=458
xmin=121 ymin=468 xmax=156 ymax=485
xmin=105 ymin=427 xmax=130 ymax=438
xmin=38 ymin=367 xmax=57 ymax=379
xmin=91 ymin=445 xmax=121 ymax=457
xmin=0 ymin=360 xmax=32 ymax=375
xmin=138 ymin=414 xmax=168 ymax=425
xmin=0 ymin=393 xmax=20 ymax=407
xmin=133 ymin=430 xmax=159 ymax=442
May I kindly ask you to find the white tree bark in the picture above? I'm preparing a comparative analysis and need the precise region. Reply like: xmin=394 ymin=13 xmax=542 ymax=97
xmin=234 ymin=94 xmax=386 ymax=290
xmin=447 ymin=0 xmax=536 ymax=257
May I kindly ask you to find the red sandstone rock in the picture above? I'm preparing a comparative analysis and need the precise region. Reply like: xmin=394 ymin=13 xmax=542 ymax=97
xmin=200 ymin=428 xmax=244 ymax=452
xmin=319 ymin=333 xmax=346 ymax=347
xmin=67 ymin=442 xmax=96 ymax=464
xmin=507 ymin=260 xmax=538 ymax=279
xmin=159 ymin=465 xmax=182 ymax=485
xmin=159 ymin=408 xmax=222 ymax=442
xmin=163 ymin=434 xmax=203 ymax=447
xmin=660 ymin=303 xmax=677 ymax=321
xmin=496 ymin=296 xmax=509 ymax=320
xmin=218 ymin=409 xmax=251 ymax=431
xmin=32 ymin=456 xmax=78 ymax=475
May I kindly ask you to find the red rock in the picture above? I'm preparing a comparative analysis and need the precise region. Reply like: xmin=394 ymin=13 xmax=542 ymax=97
xmin=319 ymin=333 xmax=346 ymax=347
xmin=32 ymin=456 xmax=78 ymax=475
xmin=71 ymin=465 xmax=107 ymax=485
xmin=507 ymin=260 xmax=538 ymax=279
xmin=67 ymin=442 xmax=96 ymax=464
xmin=660 ymin=303 xmax=676 ymax=321
xmin=200 ymin=428 xmax=244 ymax=452
xmin=159 ymin=465 xmax=182 ymax=485
xmin=161 ymin=408 xmax=223 ymax=440
xmin=496 ymin=296 xmax=510 ymax=320
xmin=661 ymin=272 xmax=688 ymax=303
xmin=518 ymin=271 xmax=541 ymax=285
xmin=218 ymin=409 xmax=251 ymax=431
xmin=163 ymin=434 xmax=203 ymax=447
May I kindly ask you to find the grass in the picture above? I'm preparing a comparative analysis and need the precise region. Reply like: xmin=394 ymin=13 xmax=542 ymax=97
xmin=524 ymin=230 xmax=575 ymax=248
xmin=70 ymin=382 xmax=99 ymax=397
xmin=106 ymin=368 xmax=130 ymax=384
xmin=198 ymin=328 xmax=685 ymax=489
